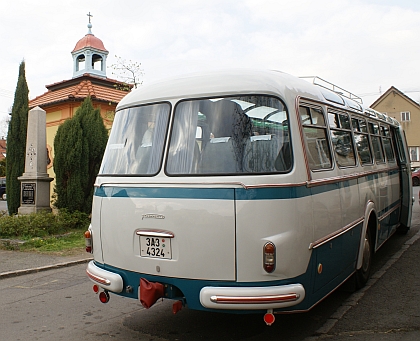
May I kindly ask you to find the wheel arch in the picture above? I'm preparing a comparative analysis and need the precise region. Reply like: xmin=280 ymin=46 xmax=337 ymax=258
xmin=356 ymin=201 xmax=377 ymax=270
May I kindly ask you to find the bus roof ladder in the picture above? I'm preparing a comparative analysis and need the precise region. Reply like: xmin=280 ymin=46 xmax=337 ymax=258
xmin=301 ymin=76 xmax=363 ymax=104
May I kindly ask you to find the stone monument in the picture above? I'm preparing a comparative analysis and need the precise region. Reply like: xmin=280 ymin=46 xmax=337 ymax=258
xmin=18 ymin=106 xmax=53 ymax=214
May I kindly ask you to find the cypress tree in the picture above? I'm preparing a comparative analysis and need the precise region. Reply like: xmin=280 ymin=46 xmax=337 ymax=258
xmin=53 ymin=97 xmax=108 ymax=213
xmin=6 ymin=61 xmax=29 ymax=215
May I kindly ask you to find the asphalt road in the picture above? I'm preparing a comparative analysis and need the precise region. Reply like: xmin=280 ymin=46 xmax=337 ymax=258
xmin=0 ymin=188 xmax=419 ymax=340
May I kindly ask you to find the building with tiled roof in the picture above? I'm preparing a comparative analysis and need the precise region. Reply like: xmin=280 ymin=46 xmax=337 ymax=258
xmin=370 ymin=86 xmax=420 ymax=168
xmin=29 ymin=74 xmax=129 ymax=115
xmin=28 ymin=17 xmax=132 ymax=190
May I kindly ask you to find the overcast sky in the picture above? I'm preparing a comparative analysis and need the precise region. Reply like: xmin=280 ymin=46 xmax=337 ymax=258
xmin=1 ymin=0 xmax=420 ymax=125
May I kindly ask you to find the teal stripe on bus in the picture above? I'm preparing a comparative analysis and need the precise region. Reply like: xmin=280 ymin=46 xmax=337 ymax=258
xmin=94 ymin=169 xmax=399 ymax=200
xmin=95 ymin=186 xmax=235 ymax=200
xmin=94 ymin=184 xmax=336 ymax=200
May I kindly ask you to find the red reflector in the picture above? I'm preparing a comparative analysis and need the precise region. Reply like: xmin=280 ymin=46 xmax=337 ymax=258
xmin=99 ymin=291 xmax=110 ymax=303
xmin=264 ymin=312 xmax=275 ymax=326
xmin=93 ymin=285 xmax=99 ymax=293
xmin=86 ymin=246 xmax=92 ymax=253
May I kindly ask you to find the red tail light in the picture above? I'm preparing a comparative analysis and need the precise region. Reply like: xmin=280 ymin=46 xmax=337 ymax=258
xmin=263 ymin=242 xmax=276 ymax=273
xmin=84 ymin=230 xmax=92 ymax=253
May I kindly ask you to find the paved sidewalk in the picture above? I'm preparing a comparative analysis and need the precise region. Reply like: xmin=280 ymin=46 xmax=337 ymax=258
xmin=308 ymin=230 xmax=420 ymax=340
xmin=0 ymin=249 xmax=92 ymax=279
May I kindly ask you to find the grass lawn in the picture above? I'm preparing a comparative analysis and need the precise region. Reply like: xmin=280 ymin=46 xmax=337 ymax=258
xmin=0 ymin=228 xmax=86 ymax=255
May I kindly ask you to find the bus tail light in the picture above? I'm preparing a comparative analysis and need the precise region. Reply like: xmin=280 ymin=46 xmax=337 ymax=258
xmin=84 ymin=230 xmax=92 ymax=253
xmin=263 ymin=242 xmax=276 ymax=273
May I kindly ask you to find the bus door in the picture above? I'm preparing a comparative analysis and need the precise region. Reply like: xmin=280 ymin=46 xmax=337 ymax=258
xmin=393 ymin=126 xmax=412 ymax=230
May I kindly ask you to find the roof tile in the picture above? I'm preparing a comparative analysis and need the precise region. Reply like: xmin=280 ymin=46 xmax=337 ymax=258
xmin=29 ymin=75 xmax=129 ymax=108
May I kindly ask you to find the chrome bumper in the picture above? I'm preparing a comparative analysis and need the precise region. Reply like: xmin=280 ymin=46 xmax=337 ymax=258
xmin=86 ymin=261 xmax=123 ymax=293
xmin=200 ymin=284 xmax=305 ymax=310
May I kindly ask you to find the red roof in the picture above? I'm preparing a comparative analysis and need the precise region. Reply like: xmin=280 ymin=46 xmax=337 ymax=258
xmin=29 ymin=74 xmax=131 ymax=108
xmin=72 ymin=34 xmax=108 ymax=53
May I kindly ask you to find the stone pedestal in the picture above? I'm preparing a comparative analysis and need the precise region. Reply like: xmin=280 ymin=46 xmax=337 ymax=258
xmin=18 ymin=107 xmax=53 ymax=214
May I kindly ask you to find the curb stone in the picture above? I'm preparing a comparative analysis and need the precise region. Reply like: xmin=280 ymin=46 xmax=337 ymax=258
xmin=0 ymin=257 xmax=92 ymax=279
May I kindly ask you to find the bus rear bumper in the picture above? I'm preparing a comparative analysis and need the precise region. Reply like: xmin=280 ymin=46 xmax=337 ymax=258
xmin=86 ymin=261 xmax=123 ymax=293
xmin=199 ymin=283 xmax=305 ymax=310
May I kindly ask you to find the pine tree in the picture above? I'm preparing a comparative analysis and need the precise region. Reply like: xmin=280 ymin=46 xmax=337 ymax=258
xmin=53 ymin=97 xmax=108 ymax=213
xmin=6 ymin=61 xmax=29 ymax=214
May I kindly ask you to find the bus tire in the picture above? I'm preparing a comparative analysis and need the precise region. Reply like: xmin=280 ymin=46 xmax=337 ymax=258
xmin=397 ymin=224 xmax=410 ymax=235
xmin=355 ymin=228 xmax=372 ymax=289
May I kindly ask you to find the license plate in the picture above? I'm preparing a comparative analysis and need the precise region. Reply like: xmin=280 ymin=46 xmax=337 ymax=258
xmin=140 ymin=236 xmax=171 ymax=259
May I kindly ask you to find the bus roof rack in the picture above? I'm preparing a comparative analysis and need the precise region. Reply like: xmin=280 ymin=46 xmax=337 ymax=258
xmin=300 ymin=76 xmax=363 ymax=104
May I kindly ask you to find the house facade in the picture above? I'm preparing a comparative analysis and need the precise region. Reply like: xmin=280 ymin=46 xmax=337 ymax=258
xmin=370 ymin=86 xmax=420 ymax=169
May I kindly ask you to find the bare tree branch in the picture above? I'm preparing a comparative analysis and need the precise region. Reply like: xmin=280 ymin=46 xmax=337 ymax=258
xmin=109 ymin=55 xmax=144 ymax=89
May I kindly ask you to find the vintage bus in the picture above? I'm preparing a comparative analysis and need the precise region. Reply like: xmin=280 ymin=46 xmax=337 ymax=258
xmin=85 ymin=69 xmax=412 ymax=325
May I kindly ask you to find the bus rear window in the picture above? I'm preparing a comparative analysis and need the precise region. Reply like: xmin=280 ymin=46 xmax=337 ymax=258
xmin=99 ymin=103 xmax=170 ymax=175
xmin=166 ymin=96 xmax=292 ymax=175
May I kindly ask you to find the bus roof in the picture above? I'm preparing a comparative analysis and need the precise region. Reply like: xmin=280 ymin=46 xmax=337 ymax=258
xmin=116 ymin=69 xmax=399 ymax=127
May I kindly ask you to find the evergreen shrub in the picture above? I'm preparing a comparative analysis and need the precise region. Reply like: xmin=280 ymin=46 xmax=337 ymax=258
xmin=0 ymin=210 xmax=90 ymax=238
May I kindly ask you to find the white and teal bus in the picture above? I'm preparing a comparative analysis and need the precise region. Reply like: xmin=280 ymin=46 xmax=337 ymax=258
xmin=85 ymin=69 xmax=412 ymax=325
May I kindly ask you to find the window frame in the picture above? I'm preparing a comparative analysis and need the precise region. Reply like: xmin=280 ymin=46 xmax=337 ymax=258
xmin=351 ymin=116 xmax=373 ymax=166
xmin=165 ymin=94 xmax=293 ymax=176
xmin=381 ymin=124 xmax=396 ymax=163
xmin=328 ymin=110 xmax=357 ymax=168
xmin=409 ymin=146 xmax=420 ymax=162
xmin=401 ymin=111 xmax=411 ymax=122
xmin=98 ymin=101 xmax=172 ymax=177
xmin=368 ymin=121 xmax=386 ymax=164
xmin=299 ymin=104 xmax=333 ymax=172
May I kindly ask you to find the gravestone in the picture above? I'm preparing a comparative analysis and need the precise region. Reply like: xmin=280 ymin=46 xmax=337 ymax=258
xmin=18 ymin=106 xmax=53 ymax=214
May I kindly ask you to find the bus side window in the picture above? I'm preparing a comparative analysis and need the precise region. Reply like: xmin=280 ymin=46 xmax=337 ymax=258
xmin=328 ymin=112 xmax=356 ymax=168
xmin=381 ymin=125 xmax=396 ymax=162
xmin=352 ymin=118 xmax=373 ymax=165
xmin=369 ymin=122 xmax=385 ymax=163
xmin=299 ymin=106 xmax=332 ymax=170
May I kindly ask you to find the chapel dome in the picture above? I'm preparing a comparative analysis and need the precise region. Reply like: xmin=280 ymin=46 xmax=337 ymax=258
xmin=72 ymin=23 xmax=108 ymax=53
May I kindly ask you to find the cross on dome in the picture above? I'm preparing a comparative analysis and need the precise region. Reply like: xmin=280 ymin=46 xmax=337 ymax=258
xmin=87 ymin=12 xmax=93 ymax=34
xmin=71 ymin=13 xmax=109 ymax=79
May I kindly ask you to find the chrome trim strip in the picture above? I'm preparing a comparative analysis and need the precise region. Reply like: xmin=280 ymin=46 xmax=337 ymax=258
xmin=136 ymin=229 xmax=175 ymax=238
xmin=210 ymin=293 xmax=300 ymax=304
xmin=295 ymin=96 xmax=312 ymax=181
xmin=306 ymin=166 xmax=399 ymax=188
xmin=86 ymin=268 xmax=111 ymax=286
xmin=309 ymin=217 xmax=364 ymax=249
xmin=378 ymin=203 xmax=401 ymax=221
xmin=95 ymin=166 xmax=398 ymax=191
xmin=95 ymin=181 xmax=307 ymax=190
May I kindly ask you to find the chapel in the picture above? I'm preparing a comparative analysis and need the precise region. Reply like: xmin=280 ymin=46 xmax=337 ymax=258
xmin=29 ymin=14 xmax=130 ymax=176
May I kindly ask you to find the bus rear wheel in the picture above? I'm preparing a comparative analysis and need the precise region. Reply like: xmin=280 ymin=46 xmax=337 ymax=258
xmin=355 ymin=228 xmax=372 ymax=289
